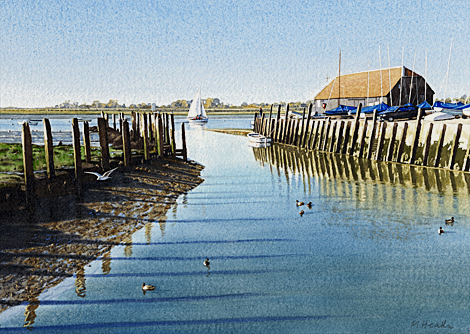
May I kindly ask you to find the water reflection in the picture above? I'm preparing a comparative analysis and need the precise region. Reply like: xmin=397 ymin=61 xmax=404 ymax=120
xmin=23 ymin=297 xmax=39 ymax=329
xmin=74 ymin=267 xmax=86 ymax=298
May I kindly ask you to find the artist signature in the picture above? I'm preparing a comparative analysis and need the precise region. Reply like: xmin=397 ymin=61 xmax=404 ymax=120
xmin=411 ymin=320 xmax=453 ymax=330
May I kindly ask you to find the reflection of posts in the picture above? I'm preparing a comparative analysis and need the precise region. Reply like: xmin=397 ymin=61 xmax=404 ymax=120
xmin=75 ymin=267 xmax=86 ymax=298
xmin=23 ymin=298 xmax=39 ymax=328
xmin=102 ymin=251 xmax=111 ymax=275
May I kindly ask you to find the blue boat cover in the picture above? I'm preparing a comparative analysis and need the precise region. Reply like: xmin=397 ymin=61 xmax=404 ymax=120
xmin=433 ymin=101 xmax=465 ymax=109
xmin=378 ymin=103 xmax=416 ymax=115
xmin=351 ymin=102 xmax=389 ymax=114
xmin=417 ymin=101 xmax=433 ymax=110
xmin=325 ymin=105 xmax=357 ymax=115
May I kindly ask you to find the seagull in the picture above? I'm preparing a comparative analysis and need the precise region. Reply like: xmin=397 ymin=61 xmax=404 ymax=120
xmin=438 ymin=227 xmax=445 ymax=235
xmin=203 ymin=258 xmax=210 ymax=267
xmin=296 ymin=200 xmax=304 ymax=207
xmin=445 ymin=217 xmax=454 ymax=225
xmin=85 ymin=167 xmax=119 ymax=181
xmin=142 ymin=283 xmax=155 ymax=291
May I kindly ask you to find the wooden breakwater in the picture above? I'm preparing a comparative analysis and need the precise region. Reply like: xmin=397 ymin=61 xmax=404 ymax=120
xmin=3 ymin=111 xmax=188 ymax=211
xmin=253 ymin=104 xmax=470 ymax=173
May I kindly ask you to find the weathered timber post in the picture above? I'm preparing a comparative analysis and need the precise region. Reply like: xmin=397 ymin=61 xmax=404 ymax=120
xmin=294 ymin=119 xmax=301 ymax=146
xmin=105 ymin=113 xmax=109 ymax=128
xmin=170 ymin=114 xmax=176 ymax=155
xmin=164 ymin=113 xmax=170 ymax=144
xmin=386 ymin=122 xmax=398 ymax=162
xmin=422 ymin=123 xmax=434 ymax=167
xmin=97 ymin=117 xmax=110 ymax=170
xmin=434 ymin=124 xmax=447 ymax=168
xmin=336 ymin=121 xmax=345 ymax=154
xmin=143 ymin=113 xmax=150 ymax=162
xmin=83 ymin=121 xmax=91 ymax=163
xmin=72 ymin=118 xmax=83 ymax=198
xmin=375 ymin=122 xmax=387 ymax=161
xmin=22 ymin=122 xmax=35 ymax=210
xmin=119 ymin=113 xmax=124 ymax=133
xmin=309 ymin=120 xmax=319 ymax=149
xmin=274 ymin=105 xmax=281 ymax=142
xmin=113 ymin=113 xmax=117 ymax=130
xmin=302 ymin=104 xmax=313 ymax=148
xmin=253 ymin=113 xmax=258 ymax=133
xmin=322 ymin=118 xmax=331 ymax=151
xmin=122 ymin=120 xmax=131 ymax=166
xmin=131 ymin=111 xmax=137 ymax=140
xmin=181 ymin=123 xmax=187 ymax=161
xmin=157 ymin=115 xmax=164 ymax=157
xmin=298 ymin=108 xmax=306 ymax=147
xmin=341 ymin=121 xmax=351 ymax=154
xmin=267 ymin=105 xmax=273 ymax=137
xmin=409 ymin=108 xmax=424 ymax=165
xmin=366 ymin=109 xmax=378 ymax=160
xmin=317 ymin=120 xmax=326 ymax=150
xmin=358 ymin=121 xmax=369 ymax=158
xmin=261 ymin=114 xmax=266 ymax=136
xmin=396 ymin=122 xmax=409 ymax=163
xmin=348 ymin=103 xmax=362 ymax=155
xmin=449 ymin=123 xmax=462 ymax=169
xmin=329 ymin=121 xmax=337 ymax=152
xmin=43 ymin=118 xmax=55 ymax=178
xmin=283 ymin=104 xmax=290 ymax=143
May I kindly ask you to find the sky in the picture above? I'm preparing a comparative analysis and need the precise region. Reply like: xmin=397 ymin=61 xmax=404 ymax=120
xmin=0 ymin=0 xmax=469 ymax=107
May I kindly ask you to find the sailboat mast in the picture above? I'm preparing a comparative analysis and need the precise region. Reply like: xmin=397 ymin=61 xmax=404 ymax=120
xmin=399 ymin=47 xmax=404 ymax=105
xmin=409 ymin=50 xmax=416 ymax=104
xmin=444 ymin=39 xmax=453 ymax=101
xmin=338 ymin=49 xmax=341 ymax=107
xmin=379 ymin=46 xmax=383 ymax=103
xmin=425 ymin=49 xmax=428 ymax=104
xmin=388 ymin=44 xmax=393 ymax=106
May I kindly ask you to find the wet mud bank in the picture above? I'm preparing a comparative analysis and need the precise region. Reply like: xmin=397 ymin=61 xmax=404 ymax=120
xmin=0 ymin=157 xmax=204 ymax=313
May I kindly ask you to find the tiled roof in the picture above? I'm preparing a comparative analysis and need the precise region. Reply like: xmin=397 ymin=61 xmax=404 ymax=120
xmin=315 ymin=66 xmax=422 ymax=100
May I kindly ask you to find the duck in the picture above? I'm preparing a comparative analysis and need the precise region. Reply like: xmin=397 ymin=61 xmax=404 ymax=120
xmin=299 ymin=210 xmax=305 ymax=217
xmin=438 ymin=227 xmax=445 ymax=235
xmin=445 ymin=217 xmax=454 ymax=225
xmin=306 ymin=202 xmax=312 ymax=209
xmin=142 ymin=283 xmax=155 ymax=291
xmin=296 ymin=200 xmax=304 ymax=207
xmin=203 ymin=258 xmax=210 ymax=267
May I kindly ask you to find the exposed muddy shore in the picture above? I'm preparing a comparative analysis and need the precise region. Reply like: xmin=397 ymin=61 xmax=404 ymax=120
xmin=0 ymin=158 xmax=204 ymax=313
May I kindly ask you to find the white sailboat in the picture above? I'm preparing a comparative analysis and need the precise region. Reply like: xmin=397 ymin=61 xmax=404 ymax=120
xmin=187 ymin=89 xmax=208 ymax=123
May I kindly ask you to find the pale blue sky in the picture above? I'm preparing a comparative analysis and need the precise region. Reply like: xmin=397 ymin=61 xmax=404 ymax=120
xmin=1 ymin=0 xmax=468 ymax=107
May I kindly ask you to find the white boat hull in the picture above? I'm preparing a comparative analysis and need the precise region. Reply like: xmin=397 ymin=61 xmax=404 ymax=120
xmin=187 ymin=117 xmax=208 ymax=124
xmin=424 ymin=111 xmax=454 ymax=121
xmin=247 ymin=132 xmax=272 ymax=145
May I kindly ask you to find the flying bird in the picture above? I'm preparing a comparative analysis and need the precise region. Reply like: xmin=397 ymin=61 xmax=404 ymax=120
xmin=85 ymin=167 xmax=119 ymax=181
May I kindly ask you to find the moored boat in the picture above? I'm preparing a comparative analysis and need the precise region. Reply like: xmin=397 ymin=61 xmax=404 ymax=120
xmin=187 ymin=89 xmax=208 ymax=124
xmin=247 ymin=132 xmax=272 ymax=145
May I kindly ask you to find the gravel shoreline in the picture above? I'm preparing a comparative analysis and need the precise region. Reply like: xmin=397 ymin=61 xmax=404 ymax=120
xmin=0 ymin=157 xmax=204 ymax=314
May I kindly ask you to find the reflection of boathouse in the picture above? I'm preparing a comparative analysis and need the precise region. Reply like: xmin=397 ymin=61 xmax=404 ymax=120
xmin=314 ymin=66 xmax=435 ymax=112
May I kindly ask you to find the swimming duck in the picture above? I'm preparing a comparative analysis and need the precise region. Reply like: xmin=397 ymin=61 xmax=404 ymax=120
xmin=445 ymin=217 xmax=454 ymax=225
xmin=203 ymin=258 xmax=210 ymax=267
xmin=296 ymin=200 xmax=304 ymax=207
xmin=438 ymin=227 xmax=445 ymax=235
xmin=142 ymin=283 xmax=155 ymax=291
xmin=306 ymin=202 xmax=312 ymax=209
xmin=299 ymin=210 xmax=305 ymax=217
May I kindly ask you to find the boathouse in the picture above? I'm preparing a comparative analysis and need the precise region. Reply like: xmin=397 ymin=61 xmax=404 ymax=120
xmin=314 ymin=66 xmax=435 ymax=112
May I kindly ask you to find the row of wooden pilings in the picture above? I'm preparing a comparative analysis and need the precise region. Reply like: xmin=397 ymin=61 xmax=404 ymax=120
xmin=21 ymin=112 xmax=187 ymax=211
xmin=253 ymin=103 xmax=470 ymax=173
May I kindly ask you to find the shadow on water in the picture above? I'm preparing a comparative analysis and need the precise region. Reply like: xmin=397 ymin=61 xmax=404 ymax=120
xmin=0 ymin=159 xmax=204 ymax=316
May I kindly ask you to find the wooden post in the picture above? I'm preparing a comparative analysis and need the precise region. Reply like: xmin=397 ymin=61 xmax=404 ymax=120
xmin=119 ymin=113 xmax=124 ymax=133
xmin=72 ymin=118 xmax=83 ymax=198
xmin=170 ymin=114 xmax=176 ymax=155
xmin=335 ymin=121 xmax=345 ymax=154
xmin=157 ymin=115 xmax=164 ymax=157
xmin=43 ymin=118 xmax=55 ymax=178
xmin=434 ymin=124 xmax=447 ymax=168
xmin=409 ymin=108 xmax=424 ymax=165
xmin=366 ymin=109 xmax=378 ymax=160
xmin=328 ymin=121 xmax=337 ymax=152
xmin=386 ymin=122 xmax=398 ymax=162
xmin=83 ymin=121 xmax=91 ymax=163
xmin=309 ymin=120 xmax=319 ymax=149
xmin=274 ymin=105 xmax=281 ymax=142
xmin=131 ymin=111 xmax=137 ymax=140
xmin=349 ymin=103 xmax=362 ymax=155
xmin=122 ymin=120 xmax=131 ymax=166
xmin=253 ymin=113 xmax=258 ymax=133
xmin=396 ymin=122 xmax=409 ymax=163
xmin=267 ymin=105 xmax=273 ymax=137
xmin=322 ymin=118 xmax=331 ymax=151
xmin=341 ymin=121 xmax=351 ymax=154
xmin=261 ymin=114 xmax=266 ymax=136
xmin=302 ymin=104 xmax=313 ymax=148
xmin=113 ymin=113 xmax=117 ymax=130
xmin=143 ymin=113 xmax=149 ymax=162
xmin=358 ymin=121 xmax=368 ymax=158
xmin=317 ymin=120 xmax=326 ymax=150
xmin=164 ymin=113 xmax=170 ymax=144
xmin=449 ymin=123 xmax=462 ymax=169
xmin=181 ymin=122 xmax=187 ymax=161
xmin=422 ymin=123 xmax=434 ymax=167
xmin=97 ymin=117 xmax=110 ymax=170
xmin=375 ymin=122 xmax=387 ymax=161
xmin=22 ymin=122 xmax=35 ymax=209
xmin=463 ymin=130 xmax=470 ymax=171
xmin=283 ymin=104 xmax=290 ymax=143
xmin=294 ymin=119 xmax=301 ymax=146
xmin=298 ymin=108 xmax=306 ymax=147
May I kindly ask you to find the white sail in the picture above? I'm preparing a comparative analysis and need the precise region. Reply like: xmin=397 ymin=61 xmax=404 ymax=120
xmin=187 ymin=89 xmax=208 ymax=122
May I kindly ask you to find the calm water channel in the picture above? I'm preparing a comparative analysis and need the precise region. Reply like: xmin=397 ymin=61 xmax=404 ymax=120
xmin=1 ymin=116 xmax=470 ymax=333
